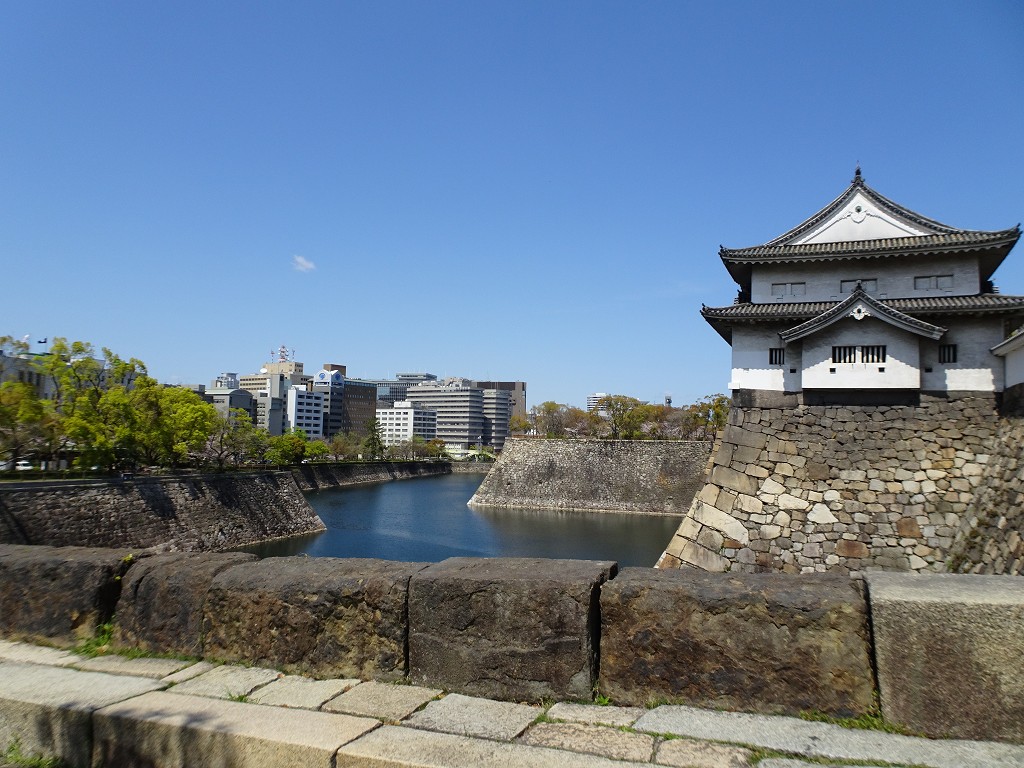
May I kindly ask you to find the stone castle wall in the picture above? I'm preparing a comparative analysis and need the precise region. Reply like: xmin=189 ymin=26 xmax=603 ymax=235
xmin=291 ymin=460 xmax=451 ymax=491
xmin=657 ymin=393 xmax=1021 ymax=574
xmin=0 ymin=472 xmax=325 ymax=552
xmin=469 ymin=438 xmax=713 ymax=515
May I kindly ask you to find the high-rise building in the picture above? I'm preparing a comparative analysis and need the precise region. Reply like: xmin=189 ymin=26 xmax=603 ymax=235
xmin=481 ymin=388 xmax=513 ymax=450
xmin=472 ymin=380 xmax=527 ymax=420
xmin=360 ymin=372 xmax=438 ymax=405
xmin=285 ymin=386 xmax=324 ymax=438
xmin=405 ymin=378 xmax=485 ymax=450
xmin=312 ymin=364 xmax=378 ymax=439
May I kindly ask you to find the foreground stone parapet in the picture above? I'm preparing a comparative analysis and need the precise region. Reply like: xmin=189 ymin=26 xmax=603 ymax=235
xmin=0 ymin=544 xmax=137 ymax=645
xmin=866 ymin=571 xmax=1024 ymax=743
xmin=600 ymin=568 xmax=875 ymax=716
xmin=409 ymin=557 xmax=616 ymax=702
xmin=202 ymin=557 xmax=428 ymax=680
xmin=114 ymin=551 xmax=256 ymax=656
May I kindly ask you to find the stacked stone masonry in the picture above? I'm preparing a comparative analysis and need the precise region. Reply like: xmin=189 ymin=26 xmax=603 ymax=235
xmin=470 ymin=439 xmax=713 ymax=515
xmin=659 ymin=394 xmax=1023 ymax=575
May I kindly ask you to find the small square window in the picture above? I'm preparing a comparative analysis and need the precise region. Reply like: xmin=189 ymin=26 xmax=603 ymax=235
xmin=939 ymin=344 xmax=958 ymax=364
xmin=769 ymin=348 xmax=785 ymax=365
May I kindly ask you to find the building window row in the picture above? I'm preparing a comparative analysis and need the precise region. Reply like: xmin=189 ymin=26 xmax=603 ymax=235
xmin=832 ymin=345 xmax=887 ymax=364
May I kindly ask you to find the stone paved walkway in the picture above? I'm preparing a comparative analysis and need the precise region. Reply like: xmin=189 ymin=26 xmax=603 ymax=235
xmin=0 ymin=639 xmax=1022 ymax=768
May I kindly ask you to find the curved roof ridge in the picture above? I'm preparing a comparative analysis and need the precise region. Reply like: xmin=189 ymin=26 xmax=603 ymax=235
xmin=778 ymin=286 xmax=946 ymax=343
xmin=727 ymin=171 xmax=985 ymax=251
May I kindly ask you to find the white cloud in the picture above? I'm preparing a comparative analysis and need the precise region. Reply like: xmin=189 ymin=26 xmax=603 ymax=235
xmin=292 ymin=255 xmax=316 ymax=272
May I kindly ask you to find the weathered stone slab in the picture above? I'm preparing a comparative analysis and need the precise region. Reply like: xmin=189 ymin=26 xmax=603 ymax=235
xmin=113 ymin=551 xmax=256 ymax=656
xmin=546 ymin=701 xmax=645 ymax=727
xmin=249 ymin=675 xmax=360 ymax=709
xmin=404 ymin=693 xmax=539 ymax=740
xmin=520 ymin=722 xmax=656 ymax=762
xmin=0 ymin=660 xmax=164 ymax=768
xmin=0 ymin=544 xmax=137 ymax=645
xmin=167 ymin=664 xmax=281 ymax=699
xmin=865 ymin=571 xmax=1024 ymax=742
xmin=634 ymin=704 xmax=1024 ymax=768
xmin=92 ymin=690 xmax=378 ymax=768
xmin=408 ymin=557 xmax=616 ymax=702
xmin=0 ymin=638 xmax=80 ymax=667
xmin=336 ymin=725 xmax=654 ymax=767
xmin=654 ymin=738 xmax=753 ymax=768
xmin=161 ymin=660 xmax=215 ymax=684
xmin=323 ymin=680 xmax=441 ymax=722
xmin=203 ymin=556 xmax=428 ymax=680
xmin=600 ymin=568 xmax=874 ymax=716
xmin=71 ymin=654 xmax=193 ymax=679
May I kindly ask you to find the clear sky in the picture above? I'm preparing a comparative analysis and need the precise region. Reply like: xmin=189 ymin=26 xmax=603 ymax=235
xmin=3 ymin=2 xmax=1023 ymax=408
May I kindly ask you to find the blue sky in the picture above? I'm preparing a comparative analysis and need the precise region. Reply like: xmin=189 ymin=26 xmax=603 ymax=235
xmin=3 ymin=2 xmax=1023 ymax=408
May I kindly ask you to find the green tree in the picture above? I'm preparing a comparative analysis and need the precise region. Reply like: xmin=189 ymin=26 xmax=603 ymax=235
xmin=531 ymin=401 xmax=569 ymax=437
xmin=0 ymin=381 xmax=43 ymax=465
xmin=508 ymin=414 xmax=532 ymax=435
xmin=329 ymin=432 xmax=360 ymax=461
xmin=129 ymin=379 xmax=218 ymax=467
xmin=265 ymin=428 xmax=309 ymax=466
xmin=305 ymin=439 xmax=329 ymax=462
xmin=362 ymin=418 xmax=385 ymax=459
xmin=597 ymin=395 xmax=647 ymax=439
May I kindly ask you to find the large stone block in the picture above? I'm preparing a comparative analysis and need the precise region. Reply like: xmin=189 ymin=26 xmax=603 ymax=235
xmin=865 ymin=571 xmax=1024 ymax=742
xmin=114 ymin=551 xmax=256 ymax=656
xmin=202 ymin=557 xmax=428 ymax=680
xmin=600 ymin=568 xmax=874 ymax=716
xmin=409 ymin=557 xmax=616 ymax=702
xmin=0 ymin=544 xmax=137 ymax=645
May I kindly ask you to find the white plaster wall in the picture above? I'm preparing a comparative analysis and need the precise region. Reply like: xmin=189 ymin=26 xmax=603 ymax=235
xmin=750 ymin=254 xmax=980 ymax=304
xmin=1004 ymin=346 xmax=1024 ymax=389
xmin=802 ymin=317 xmax=920 ymax=390
xmin=791 ymin=190 xmax=930 ymax=244
xmin=918 ymin=317 xmax=1003 ymax=392
xmin=728 ymin=326 xmax=787 ymax=392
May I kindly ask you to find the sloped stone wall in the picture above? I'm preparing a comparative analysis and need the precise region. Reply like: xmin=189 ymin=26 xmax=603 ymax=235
xmin=469 ymin=438 xmax=713 ymax=515
xmin=658 ymin=394 xmax=1001 ymax=574
xmin=291 ymin=460 xmax=451 ymax=491
xmin=0 ymin=473 xmax=324 ymax=552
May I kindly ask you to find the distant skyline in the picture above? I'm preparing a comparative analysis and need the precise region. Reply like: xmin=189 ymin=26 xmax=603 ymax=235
xmin=3 ymin=2 xmax=1023 ymax=408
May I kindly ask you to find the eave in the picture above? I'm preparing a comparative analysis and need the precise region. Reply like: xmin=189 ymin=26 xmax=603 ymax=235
xmin=778 ymin=288 xmax=945 ymax=343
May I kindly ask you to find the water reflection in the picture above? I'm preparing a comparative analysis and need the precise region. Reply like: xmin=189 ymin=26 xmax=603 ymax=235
xmin=240 ymin=473 xmax=681 ymax=567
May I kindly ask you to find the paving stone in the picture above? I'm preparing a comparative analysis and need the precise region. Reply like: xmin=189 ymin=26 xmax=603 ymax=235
xmin=404 ymin=693 xmax=539 ymax=741
xmin=546 ymin=701 xmax=645 ymax=727
xmin=324 ymin=681 xmax=441 ymax=722
xmin=71 ymin=654 xmax=193 ymax=679
xmin=758 ymin=761 xmax=906 ymax=768
xmin=249 ymin=675 xmax=360 ymax=709
xmin=161 ymin=660 xmax=216 ymax=684
xmin=336 ymin=725 xmax=654 ymax=767
xmin=0 ymin=638 xmax=80 ymax=667
xmin=520 ymin=722 xmax=656 ymax=762
xmin=167 ymin=664 xmax=281 ymax=699
xmin=634 ymin=704 xmax=1024 ymax=768
xmin=92 ymin=690 xmax=379 ymax=768
xmin=0 ymin=660 xmax=165 ymax=768
xmin=654 ymin=737 xmax=753 ymax=767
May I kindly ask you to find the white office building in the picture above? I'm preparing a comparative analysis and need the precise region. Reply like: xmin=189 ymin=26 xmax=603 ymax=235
xmin=285 ymin=386 xmax=324 ymax=438
xmin=376 ymin=400 xmax=437 ymax=446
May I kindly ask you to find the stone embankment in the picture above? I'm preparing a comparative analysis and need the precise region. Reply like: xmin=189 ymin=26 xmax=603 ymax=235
xmin=0 ymin=461 xmax=458 ymax=553
xmin=0 ymin=543 xmax=1022 ymax=750
xmin=469 ymin=438 xmax=712 ymax=515
xmin=0 ymin=472 xmax=324 ymax=552
xmin=659 ymin=394 xmax=1023 ymax=575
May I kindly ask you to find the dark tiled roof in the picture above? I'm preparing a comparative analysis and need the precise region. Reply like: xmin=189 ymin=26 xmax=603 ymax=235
xmin=701 ymin=293 xmax=1024 ymax=322
xmin=777 ymin=287 xmax=945 ymax=342
xmin=720 ymin=228 xmax=1021 ymax=262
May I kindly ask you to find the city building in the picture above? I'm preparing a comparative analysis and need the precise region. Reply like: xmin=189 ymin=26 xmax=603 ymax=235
xmin=203 ymin=387 xmax=256 ymax=423
xmin=701 ymin=169 xmax=1024 ymax=406
xmin=481 ymin=388 xmax=513 ymax=450
xmin=361 ymin=372 xmax=439 ymax=406
xmin=285 ymin=386 xmax=324 ymax=438
xmin=210 ymin=372 xmax=240 ymax=389
xmin=405 ymin=378 xmax=485 ymax=450
xmin=375 ymin=400 xmax=438 ymax=446
xmin=472 ymin=380 xmax=527 ymax=421
xmin=587 ymin=393 xmax=608 ymax=412
xmin=312 ymin=364 xmax=377 ymax=439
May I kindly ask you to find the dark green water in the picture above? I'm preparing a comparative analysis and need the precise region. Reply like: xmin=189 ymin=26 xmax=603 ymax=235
xmin=245 ymin=473 xmax=682 ymax=567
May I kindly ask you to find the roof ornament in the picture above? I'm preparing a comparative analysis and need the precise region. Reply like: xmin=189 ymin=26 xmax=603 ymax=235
xmin=852 ymin=165 xmax=863 ymax=186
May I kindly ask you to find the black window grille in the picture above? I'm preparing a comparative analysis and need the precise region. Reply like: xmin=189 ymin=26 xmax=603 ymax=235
xmin=861 ymin=345 xmax=887 ymax=363
xmin=769 ymin=348 xmax=785 ymax=365
xmin=832 ymin=346 xmax=857 ymax=364
xmin=939 ymin=344 xmax=958 ymax=364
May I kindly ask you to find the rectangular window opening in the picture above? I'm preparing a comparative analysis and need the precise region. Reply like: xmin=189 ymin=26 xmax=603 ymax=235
xmin=769 ymin=348 xmax=785 ymax=365
xmin=939 ymin=344 xmax=958 ymax=364
xmin=860 ymin=345 xmax=887 ymax=364
xmin=832 ymin=346 xmax=857 ymax=364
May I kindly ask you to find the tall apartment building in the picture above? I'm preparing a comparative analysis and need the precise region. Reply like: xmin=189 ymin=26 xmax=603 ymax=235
xmin=312 ymin=364 xmax=377 ymax=439
xmin=285 ymin=386 xmax=324 ymax=438
xmin=405 ymin=378 xmax=485 ymax=450
xmin=376 ymin=400 xmax=437 ymax=446
xmin=481 ymin=388 xmax=513 ymax=450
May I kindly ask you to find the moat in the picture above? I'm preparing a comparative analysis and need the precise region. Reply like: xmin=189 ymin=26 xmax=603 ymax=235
xmin=243 ymin=473 xmax=683 ymax=567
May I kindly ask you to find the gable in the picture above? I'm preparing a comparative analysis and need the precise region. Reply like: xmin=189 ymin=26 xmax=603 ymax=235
xmin=788 ymin=190 xmax=934 ymax=244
